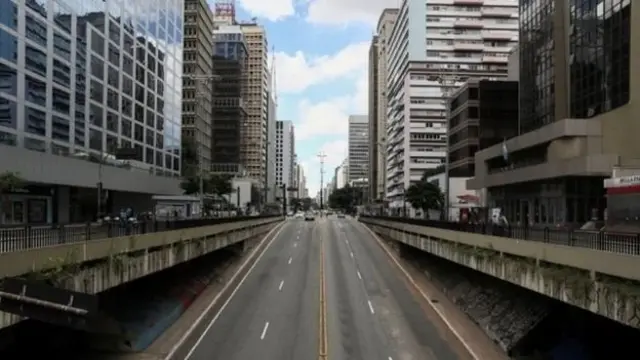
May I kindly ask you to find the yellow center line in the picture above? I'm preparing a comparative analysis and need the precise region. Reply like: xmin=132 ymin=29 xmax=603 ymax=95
xmin=319 ymin=228 xmax=328 ymax=359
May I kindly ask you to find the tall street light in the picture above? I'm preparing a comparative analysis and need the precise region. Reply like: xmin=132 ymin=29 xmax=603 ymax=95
xmin=130 ymin=42 xmax=220 ymax=214
xmin=187 ymin=74 xmax=221 ymax=213
xmin=430 ymin=73 xmax=461 ymax=221
xmin=317 ymin=151 xmax=327 ymax=210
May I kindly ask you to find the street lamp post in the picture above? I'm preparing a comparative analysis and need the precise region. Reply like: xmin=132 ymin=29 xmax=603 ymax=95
xmin=130 ymin=43 xmax=220 ymax=215
xmin=432 ymin=73 xmax=461 ymax=222
xmin=188 ymin=74 xmax=221 ymax=213
xmin=317 ymin=151 xmax=327 ymax=210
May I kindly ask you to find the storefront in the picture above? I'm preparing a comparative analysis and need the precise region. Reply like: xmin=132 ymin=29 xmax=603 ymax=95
xmin=1 ymin=185 xmax=56 ymax=225
xmin=487 ymin=177 xmax=605 ymax=227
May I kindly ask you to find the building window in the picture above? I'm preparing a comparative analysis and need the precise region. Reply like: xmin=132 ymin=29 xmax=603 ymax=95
xmin=569 ymin=0 xmax=630 ymax=118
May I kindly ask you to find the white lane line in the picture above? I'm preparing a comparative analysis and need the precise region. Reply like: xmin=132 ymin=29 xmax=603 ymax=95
xmin=367 ymin=300 xmax=375 ymax=314
xmin=359 ymin=223 xmax=481 ymax=360
xmin=288 ymin=257 xmax=292 ymax=264
xmin=172 ymin=222 xmax=287 ymax=360
xmin=278 ymin=280 xmax=284 ymax=291
xmin=260 ymin=321 xmax=270 ymax=340
xmin=294 ymin=243 xmax=298 ymax=247
xmin=389 ymin=357 xmax=393 ymax=360
xmin=350 ymin=251 xmax=354 ymax=258
xmin=357 ymin=271 xmax=362 ymax=280
xmin=345 ymin=239 xmax=350 ymax=246
xmin=297 ymin=235 xmax=300 ymax=239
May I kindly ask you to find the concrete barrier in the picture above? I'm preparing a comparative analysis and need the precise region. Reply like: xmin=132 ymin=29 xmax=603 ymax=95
xmin=119 ymin=257 xmax=225 ymax=351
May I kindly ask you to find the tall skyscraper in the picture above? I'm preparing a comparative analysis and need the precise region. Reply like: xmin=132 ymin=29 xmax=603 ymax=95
xmin=266 ymin=63 xmax=277 ymax=203
xmin=0 ymin=0 xmax=184 ymax=224
xmin=469 ymin=0 xmax=634 ymax=227
xmin=211 ymin=23 xmax=248 ymax=175
xmin=240 ymin=23 xmax=269 ymax=191
xmin=384 ymin=0 xmax=518 ymax=209
xmin=182 ymin=0 xmax=215 ymax=172
xmin=275 ymin=120 xmax=294 ymax=198
xmin=348 ymin=115 xmax=369 ymax=183
xmin=368 ymin=8 xmax=398 ymax=202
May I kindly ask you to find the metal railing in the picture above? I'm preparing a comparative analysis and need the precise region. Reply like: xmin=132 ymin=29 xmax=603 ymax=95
xmin=361 ymin=216 xmax=640 ymax=256
xmin=0 ymin=215 xmax=281 ymax=254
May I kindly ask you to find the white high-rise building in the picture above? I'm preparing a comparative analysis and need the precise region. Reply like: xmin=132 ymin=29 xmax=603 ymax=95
xmin=240 ymin=24 xmax=270 ymax=189
xmin=384 ymin=0 xmax=518 ymax=209
xmin=369 ymin=9 xmax=399 ymax=202
xmin=275 ymin=120 xmax=294 ymax=194
xmin=348 ymin=115 xmax=369 ymax=183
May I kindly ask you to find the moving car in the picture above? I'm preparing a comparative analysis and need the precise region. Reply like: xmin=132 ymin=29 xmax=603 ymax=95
xmin=337 ymin=212 xmax=345 ymax=218
xmin=294 ymin=212 xmax=304 ymax=219
xmin=304 ymin=212 xmax=315 ymax=221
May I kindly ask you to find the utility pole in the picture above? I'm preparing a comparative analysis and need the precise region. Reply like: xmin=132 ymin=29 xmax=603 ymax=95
xmin=187 ymin=74 xmax=220 ymax=213
xmin=431 ymin=73 xmax=460 ymax=222
xmin=317 ymin=152 xmax=327 ymax=210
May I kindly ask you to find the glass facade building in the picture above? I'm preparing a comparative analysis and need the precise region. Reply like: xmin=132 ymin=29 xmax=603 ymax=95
xmin=0 ymin=0 xmax=183 ymax=176
xmin=569 ymin=0 xmax=630 ymax=118
xmin=518 ymin=0 xmax=556 ymax=133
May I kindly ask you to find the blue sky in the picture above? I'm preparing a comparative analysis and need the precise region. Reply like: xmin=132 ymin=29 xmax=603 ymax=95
xmin=205 ymin=0 xmax=392 ymax=195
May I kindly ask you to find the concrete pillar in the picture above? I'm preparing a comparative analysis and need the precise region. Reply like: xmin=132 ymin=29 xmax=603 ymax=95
xmin=143 ymin=249 xmax=149 ymax=273
xmin=57 ymin=185 xmax=70 ymax=223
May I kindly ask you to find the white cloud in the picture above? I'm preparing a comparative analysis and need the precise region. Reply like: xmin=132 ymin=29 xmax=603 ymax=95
xmin=301 ymin=139 xmax=348 ymax=195
xmin=238 ymin=0 xmax=296 ymax=21
xmin=294 ymin=65 xmax=368 ymax=140
xmin=275 ymin=41 xmax=369 ymax=93
xmin=305 ymin=0 xmax=398 ymax=26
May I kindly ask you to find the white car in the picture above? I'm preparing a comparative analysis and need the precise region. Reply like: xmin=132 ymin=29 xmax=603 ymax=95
xmin=294 ymin=212 xmax=304 ymax=219
xmin=304 ymin=212 xmax=315 ymax=221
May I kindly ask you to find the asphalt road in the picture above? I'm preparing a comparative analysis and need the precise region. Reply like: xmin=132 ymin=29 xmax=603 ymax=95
xmin=185 ymin=219 xmax=320 ymax=360
xmin=185 ymin=217 xmax=470 ymax=360
xmin=325 ymin=218 xmax=467 ymax=360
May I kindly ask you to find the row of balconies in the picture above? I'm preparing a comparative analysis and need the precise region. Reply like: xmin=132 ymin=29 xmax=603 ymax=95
xmin=429 ymin=7 xmax=516 ymax=18
xmin=425 ymin=54 xmax=509 ymax=64
xmin=427 ymin=31 xmax=517 ymax=41
xmin=427 ymin=43 xmax=513 ymax=52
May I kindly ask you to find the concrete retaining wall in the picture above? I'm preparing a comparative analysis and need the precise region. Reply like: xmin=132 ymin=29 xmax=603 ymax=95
xmin=102 ymin=249 xmax=232 ymax=352
xmin=0 ymin=219 xmax=281 ymax=331
xmin=364 ymin=221 xmax=640 ymax=328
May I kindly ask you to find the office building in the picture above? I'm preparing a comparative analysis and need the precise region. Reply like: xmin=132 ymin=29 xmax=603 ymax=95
xmin=335 ymin=158 xmax=348 ymax=189
xmin=368 ymin=8 xmax=398 ymax=203
xmin=240 ymin=23 xmax=269 ymax=188
xmin=266 ymin=66 xmax=277 ymax=203
xmin=294 ymin=163 xmax=308 ymax=199
xmin=182 ymin=0 xmax=215 ymax=172
xmin=469 ymin=0 xmax=633 ymax=227
xmin=0 ymin=0 xmax=184 ymax=225
xmin=211 ymin=24 xmax=248 ymax=174
xmin=348 ymin=115 xmax=369 ymax=183
xmin=447 ymin=79 xmax=518 ymax=178
xmin=276 ymin=120 xmax=294 ymax=198
xmin=384 ymin=0 xmax=518 ymax=209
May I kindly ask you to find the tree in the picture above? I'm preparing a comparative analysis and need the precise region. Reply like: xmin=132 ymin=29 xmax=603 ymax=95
xmin=250 ymin=184 xmax=261 ymax=206
xmin=0 ymin=171 xmax=24 ymax=223
xmin=181 ymin=137 xmax=199 ymax=177
xmin=180 ymin=174 xmax=233 ymax=197
xmin=329 ymin=185 xmax=356 ymax=210
xmin=300 ymin=197 xmax=313 ymax=211
xmin=207 ymin=175 xmax=233 ymax=196
xmin=180 ymin=176 xmax=201 ymax=195
xmin=405 ymin=173 xmax=444 ymax=215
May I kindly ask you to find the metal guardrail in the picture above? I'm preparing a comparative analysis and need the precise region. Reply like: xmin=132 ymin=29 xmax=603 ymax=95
xmin=361 ymin=216 xmax=640 ymax=256
xmin=0 ymin=215 xmax=281 ymax=254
